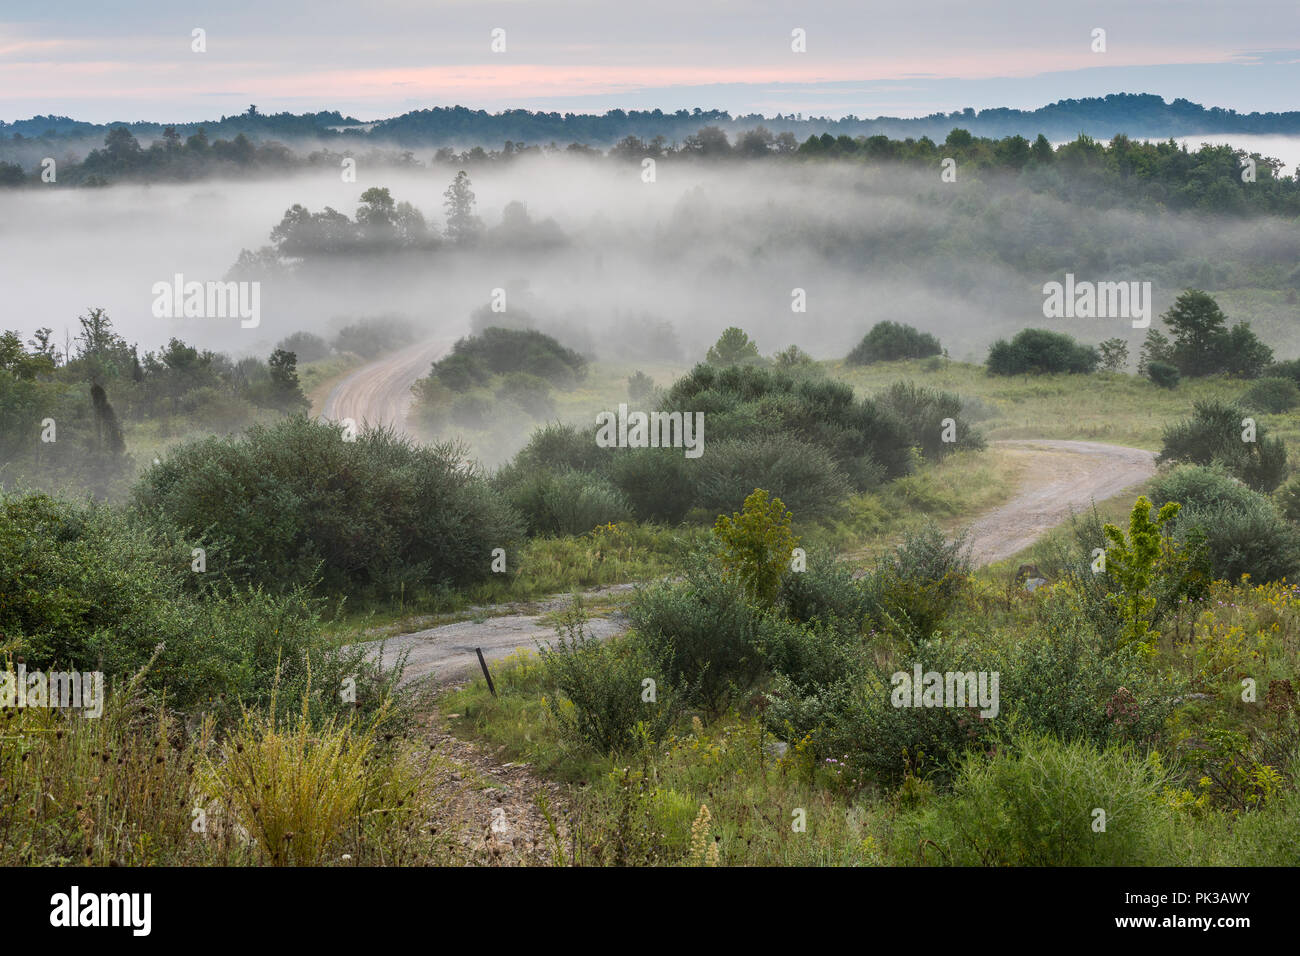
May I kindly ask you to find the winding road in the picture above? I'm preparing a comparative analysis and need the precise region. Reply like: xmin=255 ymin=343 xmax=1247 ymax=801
xmin=965 ymin=439 xmax=1156 ymax=565
xmin=321 ymin=339 xmax=451 ymax=436
xmin=325 ymin=350 xmax=1157 ymax=683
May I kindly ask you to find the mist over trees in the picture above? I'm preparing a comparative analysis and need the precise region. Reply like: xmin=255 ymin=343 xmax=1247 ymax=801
xmin=9 ymin=93 xmax=1300 ymax=166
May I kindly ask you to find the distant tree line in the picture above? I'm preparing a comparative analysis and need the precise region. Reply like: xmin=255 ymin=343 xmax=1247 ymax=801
xmin=5 ymin=114 xmax=1296 ymax=218
xmin=7 ymin=93 xmax=1300 ymax=158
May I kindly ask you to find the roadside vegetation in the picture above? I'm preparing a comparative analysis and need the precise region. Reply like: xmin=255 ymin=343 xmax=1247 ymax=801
xmin=4 ymin=270 xmax=1300 ymax=867
xmin=443 ymin=482 xmax=1300 ymax=866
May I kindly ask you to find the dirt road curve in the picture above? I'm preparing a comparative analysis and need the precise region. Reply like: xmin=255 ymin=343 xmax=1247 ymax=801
xmin=322 ymin=339 xmax=450 ymax=436
xmin=966 ymin=440 xmax=1156 ymax=565
xmin=357 ymin=440 xmax=1155 ymax=687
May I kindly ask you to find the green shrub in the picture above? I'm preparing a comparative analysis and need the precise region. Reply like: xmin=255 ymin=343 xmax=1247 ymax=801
xmin=753 ymin=614 xmax=868 ymax=697
xmin=1277 ymin=474 xmax=1300 ymax=524
xmin=690 ymin=436 xmax=853 ymax=520
xmin=535 ymin=470 xmax=631 ymax=538
xmin=134 ymin=416 xmax=522 ymax=598
xmin=766 ymin=631 xmax=996 ymax=789
xmin=865 ymin=523 xmax=972 ymax=645
xmin=1241 ymin=376 xmax=1300 ymax=413
xmin=1268 ymin=358 xmax=1300 ymax=386
xmin=0 ymin=491 xmax=382 ymax=711
xmin=1147 ymin=361 xmax=1181 ymax=389
xmin=331 ymin=315 xmax=415 ymax=358
xmin=499 ymin=421 xmax=610 ymax=477
xmin=712 ymin=489 xmax=799 ymax=606
xmin=439 ymin=327 xmax=587 ymax=388
xmin=875 ymin=380 xmax=985 ymax=461
xmin=986 ymin=328 xmax=1099 ymax=375
xmin=662 ymin=363 xmax=914 ymax=485
xmin=1005 ymin=597 xmax=1181 ymax=748
xmin=540 ymin=609 xmax=677 ymax=755
xmin=891 ymin=733 xmax=1173 ymax=865
xmin=779 ymin=553 xmax=871 ymax=631
xmin=629 ymin=555 xmax=766 ymax=715
xmin=494 ymin=372 xmax=556 ymax=418
xmin=705 ymin=326 xmax=763 ymax=366
xmin=846 ymin=321 xmax=942 ymax=364
xmin=1158 ymin=400 xmax=1288 ymax=492
xmin=605 ymin=448 xmax=695 ymax=524
xmin=1149 ymin=464 xmax=1300 ymax=583
xmin=275 ymin=331 xmax=331 ymax=364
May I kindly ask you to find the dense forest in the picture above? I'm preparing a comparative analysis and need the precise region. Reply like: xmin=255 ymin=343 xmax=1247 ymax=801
xmin=9 ymin=118 xmax=1294 ymax=224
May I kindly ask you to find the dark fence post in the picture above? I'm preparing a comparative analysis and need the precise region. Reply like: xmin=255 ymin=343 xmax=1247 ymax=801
xmin=475 ymin=647 xmax=497 ymax=697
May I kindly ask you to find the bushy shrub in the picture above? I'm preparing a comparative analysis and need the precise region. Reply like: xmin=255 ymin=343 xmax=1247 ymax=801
xmin=494 ymin=372 xmax=556 ymax=418
xmin=505 ymin=469 xmax=631 ymax=536
xmin=891 ymin=733 xmax=1172 ymax=865
xmin=331 ymin=315 xmax=415 ymax=358
xmin=605 ymin=448 xmax=695 ymax=524
xmin=133 ymin=416 xmax=522 ymax=598
xmin=875 ymin=381 xmax=985 ymax=461
xmin=1147 ymin=361 xmax=1181 ymax=389
xmin=0 ymin=491 xmax=381 ymax=711
xmin=1149 ymin=464 xmax=1300 ymax=583
xmin=1268 ymin=358 xmax=1300 ymax=386
xmin=629 ymin=555 xmax=767 ymax=715
xmin=1149 ymin=462 xmax=1259 ymax=513
xmin=766 ymin=631 xmax=996 ymax=788
xmin=846 ymin=321 xmax=942 ymax=364
xmin=705 ymin=326 xmax=763 ymax=366
xmin=1005 ymin=597 xmax=1181 ymax=747
xmin=690 ymin=436 xmax=853 ymax=520
xmin=1241 ymin=376 xmax=1300 ymax=413
xmin=540 ymin=609 xmax=677 ymax=755
xmin=1158 ymin=400 xmax=1288 ymax=492
xmin=275 ymin=331 xmax=331 ymax=364
xmin=662 ymin=363 xmax=914 ymax=486
xmin=754 ymin=615 xmax=868 ymax=697
xmin=434 ymin=327 xmax=587 ymax=390
xmin=1278 ymin=474 xmax=1300 ymax=524
xmin=865 ymin=524 xmax=972 ymax=644
xmin=986 ymin=328 xmax=1099 ymax=375
xmin=779 ymin=553 xmax=871 ymax=631
xmin=499 ymin=421 xmax=610 ymax=477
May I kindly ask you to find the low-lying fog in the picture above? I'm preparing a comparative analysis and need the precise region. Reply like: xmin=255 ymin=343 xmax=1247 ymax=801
xmin=4 ymin=150 xmax=1300 ymax=366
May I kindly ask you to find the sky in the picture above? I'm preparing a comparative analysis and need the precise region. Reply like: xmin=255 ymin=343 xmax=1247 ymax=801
xmin=2 ymin=0 xmax=1298 ymax=123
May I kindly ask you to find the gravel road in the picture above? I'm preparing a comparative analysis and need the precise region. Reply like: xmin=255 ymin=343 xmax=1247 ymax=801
xmin=326 ymin=344 xmax=1157 ymax=686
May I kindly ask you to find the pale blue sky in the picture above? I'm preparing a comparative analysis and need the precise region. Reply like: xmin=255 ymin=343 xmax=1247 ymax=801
xmin=2 ymin=1 xmax=1297 ymax=122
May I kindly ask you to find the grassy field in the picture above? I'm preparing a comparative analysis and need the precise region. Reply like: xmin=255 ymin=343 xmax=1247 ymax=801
xmin=830 ymin=358 xmax=1292 ymax=451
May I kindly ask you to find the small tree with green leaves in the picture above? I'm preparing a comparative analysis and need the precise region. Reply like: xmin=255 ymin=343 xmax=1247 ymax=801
xmin=705 ymin=327 xmax=762 ymax=366
xmin=1097 ymin=338 xmax=1129 ymax=372
xmin=712 ymin=488 xmax=798 ymax=606
xmin=1103 ymin=496 xmax=1181 ymax=649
